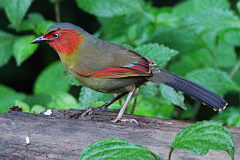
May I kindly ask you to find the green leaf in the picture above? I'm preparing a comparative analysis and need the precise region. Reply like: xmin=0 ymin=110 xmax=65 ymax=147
xmin=216 ymin=40 xmax=237 ymax=68
xmin=0 ymin=0 xmax=4 ymax=8
xmin=34 ymin=61 xmax=71 ymax=94
xmin=186 ymin=68 xmax=240 ymax=95
xmin=133 ymin=96 xmax=174 ymax=119
xmin=79 ymin=138 xmax=162 ymax=160
xmin=156 ymin=12 xmax=180 ymax=28
xmin=173 ymin=0 xmax=230 ymax=17
xmin=237 ymin=1 xmax=240 ymax=15
xmin=151 ymin=28 xmax=204 ymax=54
xmin=14 ymin=100 xmax=30 ymax=112
xmin=0 ymin=84 xmax=26 ymax=113
xmin=169 ymin=49 xmax=213 ymax=76
xmin=170 ymin=121 xmax=235 ymax=160
xmin=24 ymin=94 xmax=52 ymax=107
xmin=139 ymin=83 xmax=159 ymax=97
xmin=79 ymin=87 xmax=112 ymax=109
xmin=159 ymin=84 xmax=185 ymax=110
xmin=134 ymin=43 xmax=178 ymax=68
xmin=222 ymin=30 xmax=240 ymax=46
xmin=0 ymin=30 xmax=17 ymax=67
xmin=182 ymin=8 xmax=240 ymax=34
xmin=212 ymin=107 xmax=240 ymax=127
xmin=76 ymin=0 xmax=144 ymax=17
xmin=13 ymin=35 xmax=38 ymax=66
xmin=30 ymin=105 xmax=46 ymax=113
xmin=65 ymin=71 xmax=81 ymax=86
xmin=48 ymin=91 xmax=79 ymax=110
xmin=19 ymin=13 xmax=55 ymax=34
xmin=3 ymin=0 xmax=34 ymax=30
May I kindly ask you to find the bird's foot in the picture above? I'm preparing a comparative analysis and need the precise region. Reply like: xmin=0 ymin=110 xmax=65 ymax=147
xmin=111 ymin=117 xmax=138 ymax=124
xmin=81 ymin=106 xmax=119 ymax=117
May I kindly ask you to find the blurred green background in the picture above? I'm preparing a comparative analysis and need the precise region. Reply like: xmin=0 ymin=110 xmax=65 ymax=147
xmin=0 ymin=0 xmax=240 ymax=126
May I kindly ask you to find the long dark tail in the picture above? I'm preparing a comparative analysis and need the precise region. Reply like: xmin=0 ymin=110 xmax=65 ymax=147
xmin=146 ymin=65 xmax=227 ymax=111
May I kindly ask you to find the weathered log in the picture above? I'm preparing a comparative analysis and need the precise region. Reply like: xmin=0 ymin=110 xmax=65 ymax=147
xmin=0 ymin=110 xmax=239 ymax=160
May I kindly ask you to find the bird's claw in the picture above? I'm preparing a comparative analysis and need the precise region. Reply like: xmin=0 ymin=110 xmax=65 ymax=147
xmin=81 ymin=107 xmax=102 ymax=117
xmin=111 ymin=118 xmax=138 ymax=124
xmin=81 ymin=106 xmax=120 ymax=117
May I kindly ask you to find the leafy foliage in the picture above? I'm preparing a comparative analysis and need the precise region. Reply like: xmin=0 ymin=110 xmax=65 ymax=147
xmin=79 ymin=138 xmax=162 ymax=160
xmin=0 ymin=84 xmax=26 ymax=113
xmin=159 ymin=85 xmax=185 ymax=109
xmin=170 ymin=121 xmax=235 ymax=160
xmin=76 ymin=0 xmax=144 ymax=17
xmin=2 ymin=0 xmax=34 ymax=30
xmin=134 ymin=43 xmax=178 ymax=68
xmin=0 ymin=0 xmax=239 ymax=124
xmin=186 ymin=68 xmax=240 ymax=95
xmin=13 ymin=35 xmax=38 ymax=66
xmin=0 ymin=0 xmax=238 ymax=159
xmin=212 ymin=107 xmax=240 ymax=127
xmin=79 ymin=121 xmax=235 ymax=159
xmin=0 ymin=31 xmax=17 ymax=67
xmin=34 ymin=61 xmax=70 ymax=94
xmin=79 ymin=86 xmax=113 ymax=109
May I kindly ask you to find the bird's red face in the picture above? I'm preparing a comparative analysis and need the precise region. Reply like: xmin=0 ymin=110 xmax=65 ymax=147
xmin=32 ymin=29 xmax=84 ymax=56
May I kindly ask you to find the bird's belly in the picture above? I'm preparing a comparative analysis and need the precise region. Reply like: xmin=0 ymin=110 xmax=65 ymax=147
xmin=70 ymin=70 xmax=146 ymax=93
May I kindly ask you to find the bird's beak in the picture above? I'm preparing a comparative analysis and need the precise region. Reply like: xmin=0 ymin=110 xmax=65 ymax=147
xmin=31 ymin=36 xmax=52 ymax=44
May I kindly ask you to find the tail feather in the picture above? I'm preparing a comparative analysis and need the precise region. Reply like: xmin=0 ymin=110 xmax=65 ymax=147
xmin=147 ymin=66 xmax=227 ymax=111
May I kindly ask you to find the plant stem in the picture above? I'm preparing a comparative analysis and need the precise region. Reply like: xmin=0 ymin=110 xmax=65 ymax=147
xmin=229 ymin=58 xmax=240 ymax=78
xmin=55 ymin=0 xmax=61 ymax=23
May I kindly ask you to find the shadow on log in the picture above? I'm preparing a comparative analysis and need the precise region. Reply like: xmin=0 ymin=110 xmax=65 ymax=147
xmin=0 ymin=110 xmax=239 ymax=160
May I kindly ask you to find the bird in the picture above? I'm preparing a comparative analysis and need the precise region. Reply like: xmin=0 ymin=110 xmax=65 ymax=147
xmin=31 ymin=22 xmax=227 ymax=123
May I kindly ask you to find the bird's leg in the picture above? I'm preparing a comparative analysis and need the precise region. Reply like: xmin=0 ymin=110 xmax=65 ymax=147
xmin=111 ymin=90 xmax=137 ymax=124
xmin=130 ymin=88 xmax=139 ymax=114
xmin=81 ymin=92 xmax=128 ymax=117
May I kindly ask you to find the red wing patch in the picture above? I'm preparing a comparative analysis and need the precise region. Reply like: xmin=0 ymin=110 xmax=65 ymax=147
xmin=90 ymin=62 xmax=151 ymax=78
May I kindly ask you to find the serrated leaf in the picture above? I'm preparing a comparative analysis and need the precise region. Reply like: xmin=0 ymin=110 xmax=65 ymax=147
xmin=173 ymin=0 xmax=230 ymax=17
xmin=76 ymin=0 xmax=144 ymax=17
xmin=98 ymin=13 xmax=151 ymax=45
xmin=0 ymin=30 xmax=17 ymax=67
xmin=34 ymin=61 xmax=70 ymax=94
xmin=79 ymin=138 xmax=162 ymax=160
xmin=13 ymin=35 xmax=38 ymax=66
xmin=79 ymin=87 xmax=112 ymax=109
xmin=134 ymin=43 xmax=178 ymax=68
xmin=0 ymin=84 xmax=26 ymax=113
xmin=3 ymin=0 xmax=34 ymax=30
xmin=159 ymin=84 xmax=185 ymax=109
xmin=170 ymin=121 xmax=235 ymax=160
xmin=186 ymin=68 xmax=240 ymax=95
xmin=48 ymin=91 xmax=79 ymax=109
xmin=212 ymin=107 xmax=240 ymax=127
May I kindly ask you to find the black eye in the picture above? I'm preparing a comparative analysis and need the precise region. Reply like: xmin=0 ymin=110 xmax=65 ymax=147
xmin=53 ymin=33 xmax=60 ymax=39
